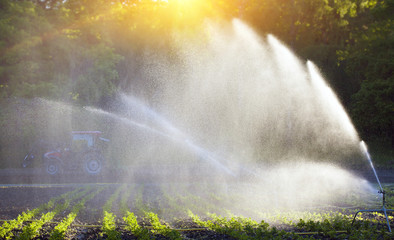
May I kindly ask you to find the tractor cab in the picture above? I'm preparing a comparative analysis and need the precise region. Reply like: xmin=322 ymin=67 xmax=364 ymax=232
xmin=70 ymin=131 xmax=107 ymax=152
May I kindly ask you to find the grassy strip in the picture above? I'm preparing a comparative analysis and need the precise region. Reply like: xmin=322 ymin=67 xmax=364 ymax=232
xmin=189 ymin=210 xmax=299 ymax=240
xmin=189 ymin=210 xmax=393 ymax=240
xmin=133 ymin=185 xmax=154 ymax=215
xmin=102 ymin=184 xmax=126 ymax=213
xmin=173 ymin=187 xmax=228 ymax=217
xmin=49 ymin=187 xmax=105 ymax=240
xmin=119 ymin=184 xmax=134 ymax=215
xmin=50 ymin=213 xmax=76 ymax=240
xmin=16 ymin=187 xmax=95 ymax=240
xmin=0 ymin=187 xmax=83 ymax=240
xmin=0 ymin=211 xmax=39 ymax=240
xmin=99 ymin=185 xmax=128 ymax=240
xmin=159 ymin=186 xmax=189 ymax=218
xmin=296 ymin=217 xmax=393 ymax=239
xmin=17 ymin=196 xmax=74 ymax=240
xmin=16 ymin=212 xmax=57 ymax=240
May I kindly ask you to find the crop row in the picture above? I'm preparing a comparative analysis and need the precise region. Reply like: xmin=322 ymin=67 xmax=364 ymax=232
xmin=0 ymin=187 xmax=83 ymax=239
xmin=0 ymin=184 xmax=393 ymax=239
xmin=50 ymin=187 xmax=105 ymax=240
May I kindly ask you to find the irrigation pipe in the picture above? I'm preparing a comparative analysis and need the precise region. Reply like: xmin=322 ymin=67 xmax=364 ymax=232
xmin=0 ymin=219 xmax=392 ymax=236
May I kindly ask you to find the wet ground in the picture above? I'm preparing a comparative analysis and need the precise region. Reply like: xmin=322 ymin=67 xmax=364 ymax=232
xmin=0 ymin=186 xmax=74 ymax=220
xmin=0 ymin=164 xmax=230 ymax=184
xmin=1 ymin=166 xmax=394 ymax=185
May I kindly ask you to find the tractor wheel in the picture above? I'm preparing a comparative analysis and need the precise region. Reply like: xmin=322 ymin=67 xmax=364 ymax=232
xmin=46 ymin=159 xmax=61 ymax=175
xmin=83 ymin=152 xmax=103 ymax=175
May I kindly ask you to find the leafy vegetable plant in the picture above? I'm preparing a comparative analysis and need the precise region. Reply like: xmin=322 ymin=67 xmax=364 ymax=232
xmin=102 ymin=211 xmax=121 ymax=240
xmin=145 ymin=211 xmax=182 ymax=240
xmin=123 ymin=211 xmax=151 ymax=240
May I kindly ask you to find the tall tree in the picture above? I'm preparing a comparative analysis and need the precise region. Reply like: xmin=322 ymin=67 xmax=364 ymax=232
xmin=338 ymin=0 xmax=394 ymax=146
xmin=0 ymin=0 xmax=55 ymax=97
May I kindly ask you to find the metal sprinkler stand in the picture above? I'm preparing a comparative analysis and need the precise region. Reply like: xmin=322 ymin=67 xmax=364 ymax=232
xmin=352 ymin=190 xmax=393 ymax=232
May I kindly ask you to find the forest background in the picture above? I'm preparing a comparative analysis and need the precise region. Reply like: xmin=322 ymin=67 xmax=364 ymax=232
xmin=0 ymin=0 xmax=392 ymax=167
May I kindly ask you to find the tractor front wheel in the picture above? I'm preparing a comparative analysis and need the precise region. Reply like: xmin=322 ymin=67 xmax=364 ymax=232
xmin=83 ymin=152 xmax=103 ymax=175
xmin=46 ymin=159 xmax=61 ymax=175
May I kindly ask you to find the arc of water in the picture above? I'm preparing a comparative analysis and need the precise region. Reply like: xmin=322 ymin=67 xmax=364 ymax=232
xmin=360 ymin=141 xmax=383 ymax=192
xmin=307 ymin=61 xmax=359 ymax=142
xmin=120 ymin=94 xmax=183 ymax=136
xmin=86 ymin=102 xmax=236 ymax=176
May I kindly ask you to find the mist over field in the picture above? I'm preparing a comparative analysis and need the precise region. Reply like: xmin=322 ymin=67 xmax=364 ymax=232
xmin=0 ymin=1 xmax=392 ymax=238
xmin=0 ymin=19 xmax=379 ymax=216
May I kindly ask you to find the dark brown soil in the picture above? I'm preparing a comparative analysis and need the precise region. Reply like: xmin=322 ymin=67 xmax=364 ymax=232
xmin=0 ymin=186 xmax=74 ymax=220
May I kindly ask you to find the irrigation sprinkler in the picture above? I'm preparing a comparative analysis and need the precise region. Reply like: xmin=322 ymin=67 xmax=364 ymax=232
xmin=351 ymin=141 xmax=393 ymax=232
xmin=352 ymin=189 xmax=393 ymax=232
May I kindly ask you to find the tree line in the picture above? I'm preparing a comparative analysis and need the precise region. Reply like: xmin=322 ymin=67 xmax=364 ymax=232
xmin=0 ymin=0 xmax=392 ymax=146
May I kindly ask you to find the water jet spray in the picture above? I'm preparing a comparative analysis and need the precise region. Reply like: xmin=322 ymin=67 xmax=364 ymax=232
xmin=88 ymin=99 xmax=237 ymax=177
xmin=9 ymin=20 xmax=375 ymax=216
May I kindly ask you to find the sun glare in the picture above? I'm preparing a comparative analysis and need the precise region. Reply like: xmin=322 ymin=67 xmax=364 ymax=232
xmin=161 ymin=0 xmax=215 ymax=30
xmin=172 ymin=0 xmax=208 ymax=15
xmin=175 ymin=0 xmax=196 ymax=7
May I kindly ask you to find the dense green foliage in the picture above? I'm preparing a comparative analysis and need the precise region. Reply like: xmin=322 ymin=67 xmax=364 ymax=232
xmin=335 ymin=0 xmax=394 ymax=150
xmin=0 ymin=0 xmax=392 ymax=152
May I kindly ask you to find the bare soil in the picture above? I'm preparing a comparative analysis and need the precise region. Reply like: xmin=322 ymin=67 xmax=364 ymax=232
xmin=0 ymin=186 xmax=74 ymax=220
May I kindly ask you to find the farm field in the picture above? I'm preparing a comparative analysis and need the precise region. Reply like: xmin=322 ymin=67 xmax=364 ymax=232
xmin=0 ymin=180 xmax=393 ymax=239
